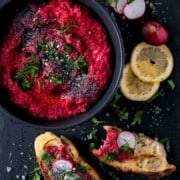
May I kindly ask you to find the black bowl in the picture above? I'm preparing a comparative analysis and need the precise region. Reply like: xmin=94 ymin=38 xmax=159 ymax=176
xmin=0 ymin=0 xmax=124 ymax=129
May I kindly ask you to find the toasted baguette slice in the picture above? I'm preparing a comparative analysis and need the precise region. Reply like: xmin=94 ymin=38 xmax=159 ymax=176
xmin=92 ymin=126 xmax=176 ymax=177
xmin=34 ymin=132 xmax=102 ymax=180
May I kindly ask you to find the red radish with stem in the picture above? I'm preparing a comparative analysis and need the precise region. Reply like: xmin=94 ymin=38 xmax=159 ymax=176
xmin=110 ymin=0 xmax=128 ymax=14
xmin=52 ymin=159 xmax=73 ymax=174
xmin=123 ymin=0 xmax=146 ymax=20
xmin=117 ymin=131 xmax=136 ymax=149
xmin=142 ymin=21 xmax=169 ymax=45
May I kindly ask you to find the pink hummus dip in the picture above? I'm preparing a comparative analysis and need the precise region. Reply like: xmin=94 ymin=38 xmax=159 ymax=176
xmin=0 ymin=0 xmax=111 ymax=120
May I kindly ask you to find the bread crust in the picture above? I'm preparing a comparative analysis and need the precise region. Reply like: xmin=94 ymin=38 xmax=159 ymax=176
xmin=92 ymin=126 xmax=176 ymax=177
xmin=34 ymin=132 xmax=102 ymax=180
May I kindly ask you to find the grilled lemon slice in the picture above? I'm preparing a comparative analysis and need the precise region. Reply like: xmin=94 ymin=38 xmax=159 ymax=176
xmin=130 ymin=42 xmax=174 ymax=82
xmin=120 ymin=64 xmax=160 ymax=101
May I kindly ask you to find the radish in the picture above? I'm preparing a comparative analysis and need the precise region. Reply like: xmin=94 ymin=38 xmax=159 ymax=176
xmin=110 ymin=0 xmax=128 ymax=14
xmin=117 ymin=131 xmax=136 ymax=149
xmin=123 ymin=0 xmax=146 ymax=20
xmin=142 ymin=21 xmax=169 ymax=45
xmin=52 ymin=159 xmax=73 ymax=175
xmin=64 ymin=173 xmax=82 ymax=180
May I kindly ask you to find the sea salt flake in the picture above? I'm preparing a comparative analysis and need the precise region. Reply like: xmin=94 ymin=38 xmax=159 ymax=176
xmin=6 ymin=166 xmax=12 ymax=173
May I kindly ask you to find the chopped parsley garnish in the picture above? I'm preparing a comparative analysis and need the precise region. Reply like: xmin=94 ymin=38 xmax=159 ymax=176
xmin=25 ymin=52 xmax=36 ymax=61
xmin=58 ymin=176 xmax=63 ymax=180
xmin=167 ymin=79 xmax=175 ymax=90
xmin=111 ymin=93 xmax=129 ymax=120
xmin=31 ymin=167 xmax=41 ymax=180
xmin=138 ymin=133 xmax=145 ymax=141
xmin=149 ymin=2 xmax=156 ymax=14
xmin=147 ymin=88 xmax=165 ymax=103
xmin=89 ymin=142 xmax=96 ymax=150
xmin=40 ymin=151 xmax=55 ymax=164
xmin=65 ymin=44 xmax=74 ymax=53
xmin=48 ymin=171 xmax=53 ymax=176
xmin=121 ymin=142 xmax=133 ymax=153
xmin=160 ymin=138 xmax=170 ymax=152
xmin=14 ymin=62 xmax=39 ymax=90
xmin=74 ymin=55 xmax=88 ymax=74
xmin=91 ymin=117 xmax=106 ymax=126
xmin=111 ymin=93 xmax=122 ymax=108
xmin=131 ymin=111 xmax=144 ymax=126
xmin=127 ymin=0 xmax=135 ymax=4
xmin=87 ymin=128 xmax=98 ymax=140
xmin=56 ymin=154 xmax=61 ymax=159
xmin=53 ymin=73 xmax=63 ymax=84
xmin=105 ymin=151 xmax=118 ymax=161
xmin=115 ymin=108 xmax=129 ymax=120
xmin=77 ymin=166 xmax=87 ymax=173
xmin=60 ymin=22 xmax=78 ymax=34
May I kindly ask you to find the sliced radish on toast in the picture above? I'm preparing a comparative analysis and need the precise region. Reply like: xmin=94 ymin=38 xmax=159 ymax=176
xmin=117 ymin=131 xmax=136 ymax=149
xmin=53 ymin=159 xmax=73 ymax=174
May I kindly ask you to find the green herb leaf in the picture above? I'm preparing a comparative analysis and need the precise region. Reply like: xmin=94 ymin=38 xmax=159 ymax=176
xmin=115 ymin=107 xmax=129 ymax=120
xmin=56 ymin=154 xmax=61 ymax=159
xmin=60 ymin=22 xmax=78 ymax=34
xmin=131 ymin=111 xmax=143 ymax=126
xmin=160 ymin=138 xmax=170 ymax=152
xmin=138 ymin=133 xmax=145 ymax=141
xmin=58 ymin=176 xmax=63 ymax=180
xmin=128 ymin=0 xmax=135 ymax=4
xmin=53 ymin=73 xmax=63 ymax=84
xmin=121 ymin=142 xmax=133 ymax=153
xmin=107 ymin=171 xmax=118 ymax=180
xmin=149 ymin=2 xmax=156 ymax=14
xmin=48 ymin=171 xmax=52 ymax=176
xmin=105 ymin=151 xmax=118 ymax=161
xmin=111 ymin=93 xmax=121 ymax=108
xmin=14 ymin=62 xmax=39 ymax=90
xmin=31 ymin=167 xmax=41 ymax=180
xmin=147 ymin=88 xmax=165 ymax=103
xmin=87 ymin=128 xmax=98 ymax=140
xmin=65 ymin=44 xmax=74 ymax=53
xmin=74 ymin=55 xmax=88 ymax=74
xmin=91 ymin=117 xmax=106 ymax=126
xmin=32 ymin=173 xmax=41 ymax=180
xmin=89 ymin=142 xmax=96 ymax=150
xmin=77 ymin=166 xmax=87 ymax=174
xmin=167 ymin=79 xmax=175 ymax=90
xmin=40 ymin=151 xmax=55 ymax=164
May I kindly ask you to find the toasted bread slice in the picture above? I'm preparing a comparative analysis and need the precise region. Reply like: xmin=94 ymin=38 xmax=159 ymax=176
xmin=92 ymin=126 xmax=176 ymax=177
xmin=34 ymin=132 xmax=102 ymax=180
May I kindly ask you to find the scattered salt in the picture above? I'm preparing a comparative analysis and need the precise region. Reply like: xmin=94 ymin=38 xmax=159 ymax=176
xmin=6 ymin=166 xmax=12 ymax=173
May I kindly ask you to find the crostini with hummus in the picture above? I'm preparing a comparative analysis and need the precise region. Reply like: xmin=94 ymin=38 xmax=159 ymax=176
xmin=34 ymin=132 xmax=102 ymax=180
xmin=92 ymin=126 xmax=176 ymax=177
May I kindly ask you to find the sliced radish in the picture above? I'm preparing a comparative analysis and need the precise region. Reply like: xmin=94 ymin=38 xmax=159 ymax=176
xmin=64 ymin=173 xmax=82 ymax=180
xmin=123 ymin=0 xmax=146 ymax=20
xmin=117 ymin=131 xmax=136 ymax=149
xmin=110 ymin=0 xmax=128 ymax=14
xmin=52 ymin=159 xmax=73 ymax=175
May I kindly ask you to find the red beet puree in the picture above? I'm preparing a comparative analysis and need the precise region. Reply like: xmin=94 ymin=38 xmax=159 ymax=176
xmin=96 ymin=129 xmax=134 ymax=161
xmin=0 ymin=0 xmax=111 ymax=120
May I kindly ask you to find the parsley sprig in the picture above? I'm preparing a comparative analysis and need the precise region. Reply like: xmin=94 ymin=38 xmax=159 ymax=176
xmin=40 ymin=151 xmax=55 ymax=164
xmin=105 ymin=151 xmax=118 ymax=161
xmin=14 ymin=62 xmax=39 ymax=89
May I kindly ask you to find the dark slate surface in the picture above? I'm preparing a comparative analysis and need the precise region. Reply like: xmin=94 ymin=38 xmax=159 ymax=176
xmin=0 ymin=0 xmax=180 ymax=179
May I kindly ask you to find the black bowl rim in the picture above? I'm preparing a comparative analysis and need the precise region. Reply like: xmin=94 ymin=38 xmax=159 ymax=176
xmin=0 ymin=0 xmax=125 ymax=130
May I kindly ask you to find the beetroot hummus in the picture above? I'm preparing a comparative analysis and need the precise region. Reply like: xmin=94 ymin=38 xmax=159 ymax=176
xmin=0 ymin=0 xmax=111 ymax=120
xmin=96 ymin=128 xmax=134 ymax=161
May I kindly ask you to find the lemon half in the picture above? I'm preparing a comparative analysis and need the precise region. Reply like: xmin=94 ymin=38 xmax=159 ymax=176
xmin=120 ymin=64 xmax=160 ymax=101
xmin=130 ymin=42 xmax=174 ymax=82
